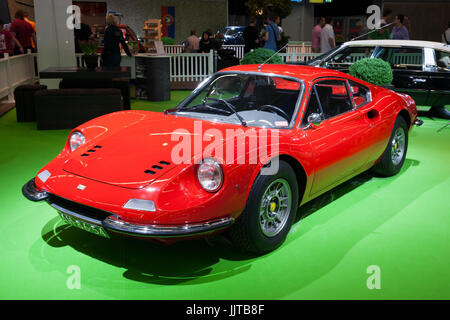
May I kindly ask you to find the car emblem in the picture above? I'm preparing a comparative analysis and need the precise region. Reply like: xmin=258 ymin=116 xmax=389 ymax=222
xmin=77 ymin=184 xmax=86 ymax=191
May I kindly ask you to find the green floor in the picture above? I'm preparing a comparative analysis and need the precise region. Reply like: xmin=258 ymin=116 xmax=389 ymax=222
xmin=0 ymin=95 xmax=449 ymax=299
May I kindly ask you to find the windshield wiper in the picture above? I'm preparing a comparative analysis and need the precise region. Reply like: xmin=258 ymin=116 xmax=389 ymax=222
xmin=205 ymin=97 xmax=247 ymax=127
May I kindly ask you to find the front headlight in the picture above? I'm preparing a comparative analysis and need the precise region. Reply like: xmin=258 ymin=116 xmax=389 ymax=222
xmin=69 ymin=131 xmax=85 ymax=152
xmin=197 ymin=158 xmax=223 ymax=192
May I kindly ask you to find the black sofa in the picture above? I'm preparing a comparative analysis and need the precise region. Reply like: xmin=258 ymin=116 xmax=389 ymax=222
xmin=59 ymin=78 xmax=131 ymax=110
xmin=34 ymin=88 xmax=123 ymax=130
xmin=14 ymin=84 xmax=48 ymax=122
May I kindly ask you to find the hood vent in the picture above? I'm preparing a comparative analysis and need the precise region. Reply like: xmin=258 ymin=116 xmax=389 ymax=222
xmin=80 ymin=145 xmax=103 ymax=157
xmin=144 ymin=160 xmax=171 ymax=175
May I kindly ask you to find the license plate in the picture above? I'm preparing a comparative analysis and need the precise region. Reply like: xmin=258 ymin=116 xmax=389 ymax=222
xmin=59 ymin=212 xmax=110 ymax=238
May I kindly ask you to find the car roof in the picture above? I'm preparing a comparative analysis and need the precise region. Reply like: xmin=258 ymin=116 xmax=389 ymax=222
xmin=343 ymin=39 xmax=450 ymax=52
xmin=220 ymin=64 xmax=351 ymax=83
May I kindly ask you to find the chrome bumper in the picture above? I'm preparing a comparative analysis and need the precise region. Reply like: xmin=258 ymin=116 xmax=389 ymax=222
xmin=22 ymin=178 xmax=235 ymax=238
xmin=22 ymin=178 xmax=49 ymax=201
xmin=103 ymin=215 xmax=235 ymax=238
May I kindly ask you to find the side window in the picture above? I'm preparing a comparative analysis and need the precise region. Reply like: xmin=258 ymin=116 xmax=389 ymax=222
xmin=378 ymin=47 xmax=423 ymax=70
xmin=315 ymin=80 xmax=353 ymax=119
xmin=302 ymin=87 xmax=323 ymax=126
xmin=302 ymin=79 xmax=354 ymax=125
xmin=435 ymin=50 xmax=450 ymax=70
xmin=348 ymin=80 xmax=371 ymax=108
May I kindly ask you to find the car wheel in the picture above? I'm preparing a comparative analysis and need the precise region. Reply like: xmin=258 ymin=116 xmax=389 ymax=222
xmin=229 ymin=160 xmax=299 ymax=253
xmin=372 ymin=116 xmax=409 ymax=177
xmin=429 ymin=106 xmax=450 ymax=120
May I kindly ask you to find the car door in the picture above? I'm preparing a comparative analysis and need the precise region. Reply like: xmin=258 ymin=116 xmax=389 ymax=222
xmin=374 ymin=46 xmax=429 ymax=105
xmin=426 ymin=48 xmax=450 ymax=107
xmin=302 ymin=78 xmax=372 ymax=196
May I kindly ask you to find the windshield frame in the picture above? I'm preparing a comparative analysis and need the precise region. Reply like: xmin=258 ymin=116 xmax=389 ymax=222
xmin=173 ymin=71 xmax=306 ymax=129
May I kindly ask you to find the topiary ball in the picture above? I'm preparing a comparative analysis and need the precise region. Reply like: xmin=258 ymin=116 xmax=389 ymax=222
xmin=240 ymin=48 xmax=284 ymax=65
xmin=349 ymin=58 xmax=393 ymax=86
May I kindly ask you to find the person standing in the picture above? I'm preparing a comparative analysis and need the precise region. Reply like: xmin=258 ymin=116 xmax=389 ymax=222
xmin=381 ymin=8 xmax=393 ymax=25
xmin=74 ymin=15 xmax=93 ymax=54
xmin=101 ymin=14 xmax=131 ymax=67
xmin=263 ymin=14 xmax=281 ymax=52
xmin=199 ymin=31 xmax=213 ymax=53
xmin=184 ymin=30 xmax=200 ymax=53
xmin=0 ymin=20 xmax=24 ymax=58
xmin=10 ymin=10 xmax=35 ymax=54
xmin=390 ymin=14 xmax=409 ymax=40
xmin=369 ymin=22 xmax=390 ymax=40
xmin=311 ymin=17 xmax=325 ymax=53
xmin=23 ymin=11 xmax=36 ymax=50
xmin=320 ymin=17 xmax=335 ymax=53
xmin=243 ymin=17 xmax=259 ymax=53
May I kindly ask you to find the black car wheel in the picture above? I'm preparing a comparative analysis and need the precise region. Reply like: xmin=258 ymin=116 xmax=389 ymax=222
xmin=229 ymin=160 xmax=299 ymax=253
xmin=372 ymin=116 xmax=409 ymax=176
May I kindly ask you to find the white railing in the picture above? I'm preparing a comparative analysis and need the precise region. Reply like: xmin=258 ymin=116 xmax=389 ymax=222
xmin=163 ymin=43 xmax=311 ymax=59
xmin=280 ymin=52 xmax=321 ymax=63
xmin=168 ymin=50 xmax=215 ymax=82
xmin=222 ymin=45 xmax=245 ymax=59
xmin=0 ymin=52 xmax=37 ymax=101
xmin=286 ymin=42 xmax=313 ymax=54
xmin=164 ymin=45 xmax=184 ymax=55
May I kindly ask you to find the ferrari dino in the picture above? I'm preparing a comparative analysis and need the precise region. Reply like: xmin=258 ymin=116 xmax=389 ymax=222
xmin=23 ymin=64 xmax=422 ymax=253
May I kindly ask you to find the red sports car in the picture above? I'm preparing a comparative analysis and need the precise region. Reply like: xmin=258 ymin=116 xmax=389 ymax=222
xmin=23 ymin=65 xmax=422 ymax=253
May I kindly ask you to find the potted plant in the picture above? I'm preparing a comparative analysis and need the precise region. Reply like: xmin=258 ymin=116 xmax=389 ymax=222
xmin=349 ymin=58 xmax=394 ymax=88
xmin=240 ymin=47 xmax=284 ymax=65
xmin=80 ymin=41 xmax=99 ymax=69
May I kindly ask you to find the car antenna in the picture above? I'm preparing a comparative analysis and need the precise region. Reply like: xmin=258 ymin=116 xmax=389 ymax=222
xmin=257 ymin=43 xmax=289 ymax=71
xmin=350 ymin=22 xmax=395 ymax=41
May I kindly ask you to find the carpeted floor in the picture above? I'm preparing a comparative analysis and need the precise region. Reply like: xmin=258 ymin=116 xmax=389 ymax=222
xmin=0 ymin=95 xmax=448 ymax=299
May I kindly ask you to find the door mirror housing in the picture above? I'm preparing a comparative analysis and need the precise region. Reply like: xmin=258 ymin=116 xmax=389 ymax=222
xmin=305 ymin=113 xmax=323 ymax=129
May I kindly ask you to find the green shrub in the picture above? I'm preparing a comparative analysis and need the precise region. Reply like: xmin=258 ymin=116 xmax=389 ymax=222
xmin=161 ymin=37 xmax=176 ymax=45
xmin=240 ymin=48 xmax=284 ymax=65
xmin=349 ymin=58 xmax=393 ymax=86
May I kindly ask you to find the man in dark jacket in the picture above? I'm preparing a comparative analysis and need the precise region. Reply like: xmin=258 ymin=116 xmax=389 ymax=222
xmin=243 ymin=17 xmax=260 ymax=53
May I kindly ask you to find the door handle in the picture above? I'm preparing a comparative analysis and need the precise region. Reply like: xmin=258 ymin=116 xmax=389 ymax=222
xmin=367 ymin=109 xmax=379 ymax=120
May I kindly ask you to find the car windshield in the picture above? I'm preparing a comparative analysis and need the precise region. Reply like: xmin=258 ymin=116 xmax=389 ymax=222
xmin=225 ymin=28 xmax=243 ymax=37
xmin=173 ymin=73 xmax=303 ymax=128
xmin=307 ymin=46 xmax=341 ymax=66
xmin=321 ymin=46 xmax=376 ymax=66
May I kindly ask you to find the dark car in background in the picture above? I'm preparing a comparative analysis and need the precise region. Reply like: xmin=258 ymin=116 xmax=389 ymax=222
xmin=302 ymin=40 xmax=450 ymax=118
xmin=218 ymin=26 xmax=246 ymax=45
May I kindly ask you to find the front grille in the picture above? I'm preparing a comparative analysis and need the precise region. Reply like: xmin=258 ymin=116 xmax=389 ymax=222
xmin=47 ymin=194 xmax=112 ymax=221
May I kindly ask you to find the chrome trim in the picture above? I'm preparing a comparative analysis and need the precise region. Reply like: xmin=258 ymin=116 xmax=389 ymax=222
xmin=22 ymin=178 xmax=49 ymax=202
xmin=414 ymin=118 xmax=424 ymax=126
xmin=102 ymin=215 xmax=235 ymax=238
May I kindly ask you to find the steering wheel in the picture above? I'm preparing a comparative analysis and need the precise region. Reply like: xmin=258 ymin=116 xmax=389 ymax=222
xmin=258 ymin=104 xmax=289 ymax=120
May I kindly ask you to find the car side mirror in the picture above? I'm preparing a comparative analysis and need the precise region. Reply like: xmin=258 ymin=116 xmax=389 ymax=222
xmin=305 ymin=113 xmax=323 ymax=129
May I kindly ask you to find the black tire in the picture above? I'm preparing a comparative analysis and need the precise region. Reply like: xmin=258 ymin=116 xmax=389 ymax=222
xmin=429 ymin=106 xmax=450 ymax=120
xmin=229 ymin=160 xmax=299 ymax=253
xmin=372 ymin=116 xmax=409 ymax=177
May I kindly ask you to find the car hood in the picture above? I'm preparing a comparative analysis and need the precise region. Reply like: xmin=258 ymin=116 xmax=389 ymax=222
xmin=62 ymin=112 xmax=240 ymax=189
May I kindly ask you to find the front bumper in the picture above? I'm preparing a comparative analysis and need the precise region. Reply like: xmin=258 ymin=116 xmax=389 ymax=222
xmin=22 ymin=178 xmax=235 ymax=238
